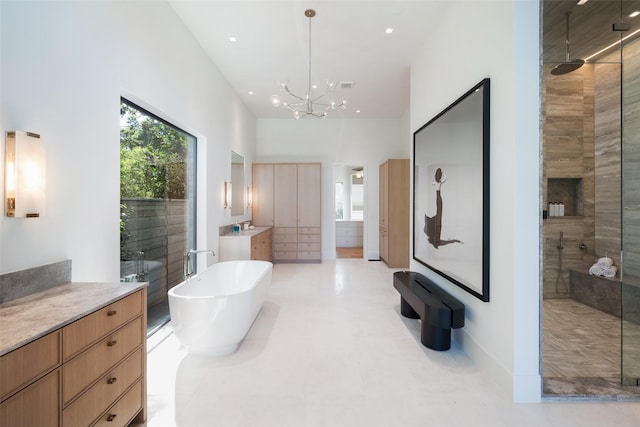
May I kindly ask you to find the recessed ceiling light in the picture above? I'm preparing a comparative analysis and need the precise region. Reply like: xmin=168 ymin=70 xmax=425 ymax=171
xmin=229 ymin=36 xmax=237 ymax=42
xmin=630 ymin=11 xmax=640 ymax=18
xmin=356 ymin=110 xmax=361 ymax=113
xmin=248 ymin=91 xmax=254 ymax=95
xmin=312 ymin=84 xmax=318 ymax=89
xmin=385 ymin=28 xmax=393 ymax=34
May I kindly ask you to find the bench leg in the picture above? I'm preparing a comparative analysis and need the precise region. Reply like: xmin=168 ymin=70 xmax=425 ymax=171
xmin=421 ymin=324 xmax=452 ymax=351
xmin=400 ymin=297 xmax=420 ymax=319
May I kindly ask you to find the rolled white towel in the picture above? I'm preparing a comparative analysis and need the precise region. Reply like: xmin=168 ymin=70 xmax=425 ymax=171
xmin=602 ymin=265 xmax=617 ymax=278
xmin=589 ymin=263 xmax=604 ymax=276
xmin=597 ymin=257 xmax=614 ymax=268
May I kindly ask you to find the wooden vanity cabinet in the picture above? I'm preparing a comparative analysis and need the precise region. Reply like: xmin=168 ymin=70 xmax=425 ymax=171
xmin=0 ymin=288 xmax=147 ymax=427
xmin=251 ymin=228 xmax=273 ymax=261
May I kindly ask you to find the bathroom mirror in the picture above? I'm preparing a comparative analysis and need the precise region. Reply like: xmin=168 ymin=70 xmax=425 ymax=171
xmin=231 ymin=151 xmax=245 ymax=216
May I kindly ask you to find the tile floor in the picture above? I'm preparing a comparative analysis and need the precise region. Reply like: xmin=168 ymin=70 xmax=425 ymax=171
xmin=543 ymin=298 xmax=640 ymax=397
xmin=134 ymin=260 xmax=640 ymax=427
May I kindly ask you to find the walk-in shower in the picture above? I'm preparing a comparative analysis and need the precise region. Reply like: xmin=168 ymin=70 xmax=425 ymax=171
xmin=542 ymin=0 xmax=640 ymax=397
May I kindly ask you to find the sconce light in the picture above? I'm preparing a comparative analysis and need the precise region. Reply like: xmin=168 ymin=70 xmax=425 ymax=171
xmin=5 ymin=131 xmax=45 ymax=218
xmin=224 ymin=181 xmax=232 ymax=209
xmin=246 ymin=186 xmax=252 ymax=208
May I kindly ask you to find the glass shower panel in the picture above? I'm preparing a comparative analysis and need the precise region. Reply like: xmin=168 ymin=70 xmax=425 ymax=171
xmin=622 ymin=31 xmax=640 ymax=387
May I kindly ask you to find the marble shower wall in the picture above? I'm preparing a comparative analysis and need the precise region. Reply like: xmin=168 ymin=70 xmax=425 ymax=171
xmin=542 ymin=62 xmax=622 ymax=298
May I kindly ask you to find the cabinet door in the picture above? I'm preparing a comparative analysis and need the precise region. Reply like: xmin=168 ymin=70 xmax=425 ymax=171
xmin=252 ymin=164 xmax=274 ymax=226
xmin=297 ymin=164 xmax=321 ymax=228
xmin=379 ymin=161 xmax=389 ymax=227
xmin=274 ymin=164 xmax=297 ymax=227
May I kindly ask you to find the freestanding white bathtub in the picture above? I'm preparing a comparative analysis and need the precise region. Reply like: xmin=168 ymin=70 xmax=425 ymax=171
xmin=168 ymin=260 xmax=272 ymax=356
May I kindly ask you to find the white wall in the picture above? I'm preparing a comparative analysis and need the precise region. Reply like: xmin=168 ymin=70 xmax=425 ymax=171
xmin=410 ymin=1 xmax=541 ymax=401
xmin=0 ymin=1 xmax=256 ymax=280
xmin=256 ymin=118 xmax=407 ymax=260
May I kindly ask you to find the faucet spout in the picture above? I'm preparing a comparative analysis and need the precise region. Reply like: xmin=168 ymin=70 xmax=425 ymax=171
xmin=183 ymin=249 xmax=216 ymax=279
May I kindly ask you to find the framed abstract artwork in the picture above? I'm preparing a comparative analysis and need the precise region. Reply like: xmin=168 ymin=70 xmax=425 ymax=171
xmin=413 ymin=78 xmax=490 ymax=302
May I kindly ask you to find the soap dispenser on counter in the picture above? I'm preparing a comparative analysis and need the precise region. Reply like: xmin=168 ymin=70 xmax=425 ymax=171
xmin=233 ymin=222 xmax=241 ymax=232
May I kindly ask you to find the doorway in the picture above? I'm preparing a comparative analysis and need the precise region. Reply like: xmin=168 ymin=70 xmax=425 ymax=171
xmin=335 ymin=165 xmax=364 ymax=259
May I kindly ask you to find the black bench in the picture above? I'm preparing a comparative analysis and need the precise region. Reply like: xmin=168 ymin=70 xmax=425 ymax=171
xmin=393 ymin=271 xmax=465 ymax=351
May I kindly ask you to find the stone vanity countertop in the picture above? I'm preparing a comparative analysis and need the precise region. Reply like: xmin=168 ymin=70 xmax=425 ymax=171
xmin=220 ymin=226 xmax=271 ymax=239
xmin=0 ymin=281 xmax=147 ymax=357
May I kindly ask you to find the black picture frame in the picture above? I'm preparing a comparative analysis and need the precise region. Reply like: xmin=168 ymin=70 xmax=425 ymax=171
xmin=412 ymin=78 xmax=490 ymax=302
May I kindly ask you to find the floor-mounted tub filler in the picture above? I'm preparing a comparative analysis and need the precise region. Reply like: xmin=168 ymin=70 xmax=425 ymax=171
xmin=168 ymin=260 xmax=273 ymax=356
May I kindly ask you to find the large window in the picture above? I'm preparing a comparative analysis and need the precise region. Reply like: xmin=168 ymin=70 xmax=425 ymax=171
xmin=119 ymin=98 xmax=196 ymax=335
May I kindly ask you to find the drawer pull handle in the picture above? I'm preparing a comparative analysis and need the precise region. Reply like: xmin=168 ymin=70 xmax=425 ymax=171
xmin=107 ymin=340 xmax=117 ymax=347
xmin=107 ymin=377 xmax=117 ymax=384
xmin=107 ymin=414 xmax=117 ymax=422
xmin=107 ymin=309 xmax=117 ymax=316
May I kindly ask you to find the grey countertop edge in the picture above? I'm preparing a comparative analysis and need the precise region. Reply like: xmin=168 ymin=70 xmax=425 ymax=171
xmin=0 ymin=281 xmax=148 ymax=357
xmin=219 ymin=226 xmax=272 ymax=238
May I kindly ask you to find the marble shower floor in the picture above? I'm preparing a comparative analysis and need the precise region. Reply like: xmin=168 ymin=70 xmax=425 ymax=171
xmin=543 ymin=298 xmax=640 ymax=398
xmin=132 ymin=260 xmax=640 ymax=426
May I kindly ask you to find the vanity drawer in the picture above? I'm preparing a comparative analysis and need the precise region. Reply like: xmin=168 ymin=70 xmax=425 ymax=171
xmin=298 ymin=227 xmax=320 ymax=235
xmin=62 ymin=317 xmax=143 ymax=405
xmin=298 ymin=251 xmax=321 ymax=260
xmin=273 ymin=234 xmax=297 ymax=243
xmin=0 ymin=369 xmax=59 ymax=427
xmin=298 ymin=242 xmax=320 ymax=252
xmin=94 ymin=380 xmax=142 ymax=427
xmin=62 ymin=348 xmax=142 ymax=427
xmin=298 ymin=234 xmax=320 ymax=243
xmin=274 ymin=242 xmax=297 ymax=252
xmin=63 ymin=291 xmax=142 ymax=360
xmin=273 ymin=251 xmax=297 ymax=261
xmin=0 ymin=330 xmax=60 ymax=401
xmin=273 ymin=227 xmax=297 ymax=235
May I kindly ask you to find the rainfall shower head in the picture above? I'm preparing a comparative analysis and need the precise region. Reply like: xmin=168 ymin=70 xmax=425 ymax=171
xmin=551 ymin=11 xmax=585 ymax=75
xmin=551 ymin=59 xmax=585 ymax=75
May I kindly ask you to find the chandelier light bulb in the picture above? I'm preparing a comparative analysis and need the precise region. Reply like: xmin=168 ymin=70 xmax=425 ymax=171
xmin=270 ymin=95 xmax=282 ymax=107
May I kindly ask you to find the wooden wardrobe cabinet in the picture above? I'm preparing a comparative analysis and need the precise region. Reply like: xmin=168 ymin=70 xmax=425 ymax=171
xmin=252 ymin=163 xmax=321 ymax=262
xmin=379 ymin=159 xmax=410 ymax=268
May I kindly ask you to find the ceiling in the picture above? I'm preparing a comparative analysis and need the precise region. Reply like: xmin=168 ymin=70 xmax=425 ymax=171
xmin=168 ymin=1 xmax=640 ymax=121
xmin=168 ymin=1 xmax=448 ymax=120
xmin=543 ymin=0 xmax=640 ymax=63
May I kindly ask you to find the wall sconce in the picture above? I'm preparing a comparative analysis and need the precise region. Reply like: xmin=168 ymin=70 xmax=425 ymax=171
xmin=246 ymin=186 xmax=252 ymax=208
xmin=5 ymin=131 xmax=45 ymax=218
xmin=224 ymin=181 xmax=232 ymax=209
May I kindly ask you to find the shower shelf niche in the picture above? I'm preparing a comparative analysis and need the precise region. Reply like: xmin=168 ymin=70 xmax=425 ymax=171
xmin=546 ymin=178 xmax=583 ymax=218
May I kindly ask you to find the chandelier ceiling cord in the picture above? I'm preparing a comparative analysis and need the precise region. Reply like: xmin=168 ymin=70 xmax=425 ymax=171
xmin=270 ymin=9 xmax=347 ymax=119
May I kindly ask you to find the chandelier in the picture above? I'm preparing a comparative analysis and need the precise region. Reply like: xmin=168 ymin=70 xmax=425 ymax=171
xmin=270 ymin=9 xmax=347 ymax=119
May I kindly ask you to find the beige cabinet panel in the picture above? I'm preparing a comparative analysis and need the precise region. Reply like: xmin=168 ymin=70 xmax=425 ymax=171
xmin=297 ymin=163 xmax=321 ymax=227
xmin=252 ymin=164 xmax=274 ymax=226
xmin=274 ymin=164 xmax=298 ymax=227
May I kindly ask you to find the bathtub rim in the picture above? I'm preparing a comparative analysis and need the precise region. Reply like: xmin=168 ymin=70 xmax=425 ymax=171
xmin=167 ymin=260 xmax=273 ymax=300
